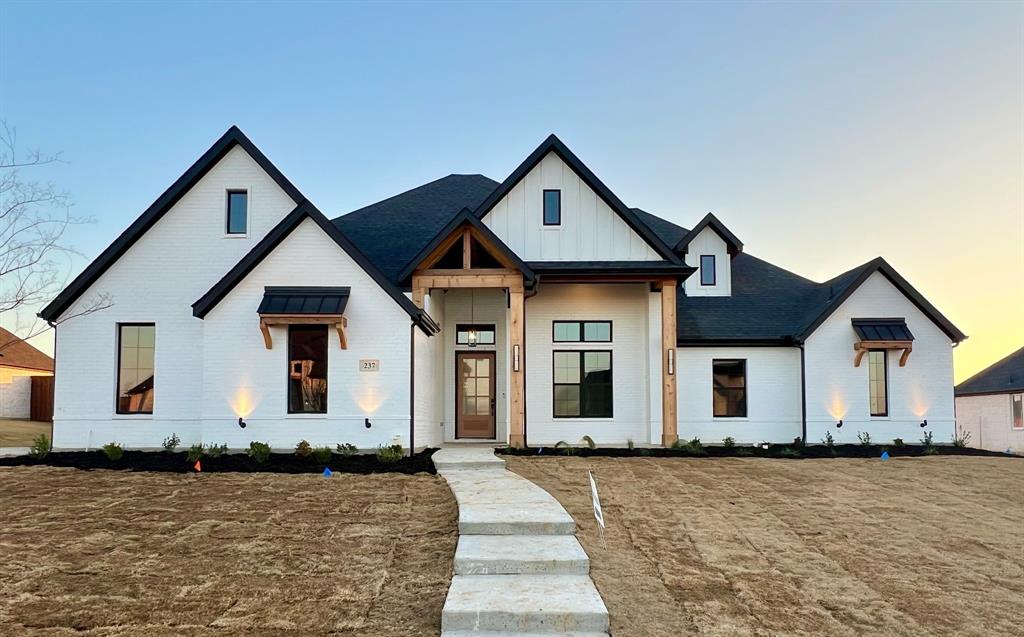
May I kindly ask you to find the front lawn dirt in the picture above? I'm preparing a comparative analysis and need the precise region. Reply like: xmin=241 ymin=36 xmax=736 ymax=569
xmin=0 ymin=467 xmax=457 ymax=635
xmin=507 ymin=455 xmax=1024 ymax=637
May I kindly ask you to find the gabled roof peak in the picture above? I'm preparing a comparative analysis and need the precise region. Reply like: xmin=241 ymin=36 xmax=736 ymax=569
xmin=675 ymin=212 xmax=743 ymax=255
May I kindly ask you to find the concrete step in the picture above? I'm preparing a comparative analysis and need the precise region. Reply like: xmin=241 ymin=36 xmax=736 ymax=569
xmin=455 ymin=535 xmax=590 ymax=575
xmin=442 ymin=470 xmax=576 ymax=536
xmin=433 ymin=447 xmax=507 ymax=472
xmin=442 ymin=574 xmax=608 ymax=634
xmin=442 ymin=632 xmax=608 ymax=637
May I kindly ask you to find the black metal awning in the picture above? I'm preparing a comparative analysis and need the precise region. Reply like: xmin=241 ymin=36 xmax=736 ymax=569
xmin=851 ymin=318 xmax=914 ymax=342
xmin=257 ymin=287 xmax=350 ymax=315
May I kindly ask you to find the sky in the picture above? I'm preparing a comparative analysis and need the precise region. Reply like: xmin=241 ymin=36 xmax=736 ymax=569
xmin=0 ymin=1 xmax=1021 ymax=383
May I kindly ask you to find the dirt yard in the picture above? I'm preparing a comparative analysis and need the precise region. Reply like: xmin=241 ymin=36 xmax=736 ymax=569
xmin=0 ymin=419 xmax=50 ymax=447
xmin=0 ymin=467 xmax=457 ymax=636
xmin=507 ymin=456 xmax=1024 ymax=637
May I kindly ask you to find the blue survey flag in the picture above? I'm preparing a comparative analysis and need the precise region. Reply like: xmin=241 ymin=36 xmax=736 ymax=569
xmin=880 ymin=451 xmax=889 ymax=460
xmin=323 ymin=467 xmax=333 ymax=477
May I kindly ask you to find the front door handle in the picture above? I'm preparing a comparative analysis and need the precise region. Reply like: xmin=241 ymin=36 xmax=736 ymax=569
xmin=490 ymin=397 xmax=496 ymax=414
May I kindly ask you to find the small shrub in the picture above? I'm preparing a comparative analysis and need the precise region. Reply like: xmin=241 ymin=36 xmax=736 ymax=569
xmin=736 ymin=447 xmax=753 ymax=457
xmin=581 ymin=435 xmax=596 ymax=449
xmin=626 ymin=438 xmax=635 ymax=450
xmin=722 ymin=436 xmax=736 ymax=448
xmin=674 ymin=437 xmax=706 ymax=456
xmin=638 ymin=448 xmax=652 ymax=456
xmin=779 ymin=447 xmax=801 ymax=458
xmin=161 ymin=433 xmax=180 ymax=453
xmin=29 ymin=433 xmax=51 ymax=460
xmin=295 ymin=440 xmax=313 ymax=458
xmin=376 ymin=444 xmax=403 ymax=463
xmin=101 ymin=442 xmax=124 ymax=462
xmin=857 ymin=431 xmax=872 ymax=447
xmin=792 ymin=436 xmax=805 ymax=448
xmin=553 ymin=440 xmax=576 ymax=456
xmin=336 ymin=443 xmax=359 ymax=458
xmin=952 ymin=429 xmax=972 ymax=448
xmin=892 ymin=438 xmax=905 ymax=448
xmin=312 ymin=446 xmax=332 ymax=464
xmin=247 ymin=441 xmax=271 ymax=464
xmin=822 ymin=431 xmax=835 ymax=447
xmin=186 ymin=444 xmax=204 ymax=463
xmin=205 ymin=443 xmax=228 ymax=458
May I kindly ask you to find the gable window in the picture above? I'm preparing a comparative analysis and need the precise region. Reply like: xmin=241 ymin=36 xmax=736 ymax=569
xmin=543 ymin=189 xmax=561 ymax=226
xmin=288 ymin=325 xmax=328 ymax=413
xmin=553 ymin=320 xmax=612 ymax=343
xmin=116 ymin=324 xmax=155 ymax=414
xmin=226 ymin=190 xmax=248 ymax=235
xmin=699 ymin=255 xmax=716 ymax=286
xmin=868 ymin=350 xmax=888 ymax=417
xmin=553 ymin=350 xmax=612 ymax=418
xmin=456 ymin=324 xmax=496 ymax=347
xmin=1012 ymin=393 xmax=1023 ymax=430
xmin=712 ymin=359 xmax=746 ymax=417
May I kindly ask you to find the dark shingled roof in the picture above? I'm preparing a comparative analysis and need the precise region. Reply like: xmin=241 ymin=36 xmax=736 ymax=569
xmin=334 ymin=174 xmax=499 ymax=284
xmin=956 ymin=347 xmax=1024 ymax=396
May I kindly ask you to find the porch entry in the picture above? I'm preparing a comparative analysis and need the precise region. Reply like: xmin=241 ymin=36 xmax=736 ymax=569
xmin=456 ymin=351 xmax=496 ymax=438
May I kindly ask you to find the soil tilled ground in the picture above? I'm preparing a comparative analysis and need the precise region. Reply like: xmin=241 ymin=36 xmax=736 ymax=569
xmin=507 ymin=456 xmax=1024 ymax=637
xmin=0 ymin=467 xmax=457 ymax=636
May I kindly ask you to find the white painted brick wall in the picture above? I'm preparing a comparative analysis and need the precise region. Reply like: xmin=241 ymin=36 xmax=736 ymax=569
xmin=413 ymin=290 xmax=445 ymax=449
xmin=956 ymin=393 xmax=1024 ymax=454
xmin=0 ymin=371 xmax=34 ymax=418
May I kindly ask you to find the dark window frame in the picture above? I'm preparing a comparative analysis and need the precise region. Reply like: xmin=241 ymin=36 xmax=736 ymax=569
xmin=542 ymin=189 xmax=561 ymax=226
xmin=115 ymin=322 xmax=155 ymax=415
xmin=868 ymin=349 xmax=889 ymax=417
xmin=552 ymin=349 xmax=614 ymax=419
xmin=1012 ymin=393 xmax=1023 ymax=430
xmin=455 ymin=323 xmax=497 ymax=346
xmin=226 ymin=189 xmax=248 ymax=235
xmin=287 ymin=324 xmax=329 ymax=414
xmin=712 ymin=358 xmax=747 ymax=418
xmin=699 ymin=254 xmax=716 ymax=286
xmin=552 ymin=320 xmax=613 ymax=343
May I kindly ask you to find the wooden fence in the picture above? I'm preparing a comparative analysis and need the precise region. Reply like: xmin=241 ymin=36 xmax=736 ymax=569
xmin=30 ymin=376 xmax=54 ymax=422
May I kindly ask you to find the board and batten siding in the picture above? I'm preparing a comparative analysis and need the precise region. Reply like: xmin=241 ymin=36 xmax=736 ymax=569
xmin=200 ymin=218 xmax=413 ymax=450
xmin=804 ymin=271 xmax=955 ymax=445
xmin=682 ymin=227 xmax=731 ymax=297
xmin=677 ymin=347 xmax=802 ymax=443
xmin=524 ymin=283 xmax=653 ymax=445
xmin=51 ymin=146 xmax=297 ymax=448
xmin=482 ymin=151 xmax=662 ymax=262
xmin=955 ymin=393 xmax=1024 ymax=454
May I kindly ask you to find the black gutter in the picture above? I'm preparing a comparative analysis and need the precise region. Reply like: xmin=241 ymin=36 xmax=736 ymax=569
xmin=409 ymin=322 xmax=415 ymax=457
xmin=799 ymin=343 xmax=807 ymax=445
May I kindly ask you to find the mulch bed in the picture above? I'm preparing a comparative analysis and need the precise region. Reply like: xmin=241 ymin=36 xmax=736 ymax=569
xmin=498 ymin=443 xmax=1015 ymax=459
xmin=0 ymin=447 xmax=438 ymax=474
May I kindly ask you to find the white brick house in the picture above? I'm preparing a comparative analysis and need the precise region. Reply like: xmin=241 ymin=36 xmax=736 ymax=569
xmin=39 ymin=127 xmax=966 ymax=450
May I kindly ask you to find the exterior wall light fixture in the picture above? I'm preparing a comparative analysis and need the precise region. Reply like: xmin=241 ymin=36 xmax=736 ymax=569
xmin=365 ymin=418 xmax=372 ymax=429
xmin=238 ymin=417 xmax=246 ymax=429
xmin=920 ymin=419 xmax=928 ymax=428
xmin=836 ymin=419 xmax=843 ymax=429
xmin=513 ymin=344 xmax=520 ymax=372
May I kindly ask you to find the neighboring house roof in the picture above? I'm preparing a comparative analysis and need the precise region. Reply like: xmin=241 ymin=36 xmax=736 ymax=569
xmin=955 ymin=346 xmax=1024 ymax=396
xmin=674 ymin=212 xmax=744 ymax=255
xmin=0 ymin=327 xmax=54 ymax=372
xmin=192 ymin=201 xmax=438 ymax=335
xmin=39 ymin=126 xmax=305 ymax=323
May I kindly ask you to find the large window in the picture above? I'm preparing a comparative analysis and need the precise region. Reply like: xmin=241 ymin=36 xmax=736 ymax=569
xmin=116 ymin=324 xmax=155 ymax=414
xmin=712 ymin=359 xmax=746 ymax=417
xmin=543 ymin=189 xmax=561 ymax=226
xmin=553 ymin=320 xmax=611 ymax=343
xmin=553 ymin=350 xmax=612 ymax=418
xmin=226 ymin=190 xmax=248 ymax=235
xmin=288 ymin=325 xmax=328 ymax=414
xmin=868 ymin=350 xmax=888 ymax=417
xmin=699 ymin=255 xmax=716 ymax=286
xmin=1012 ymin=393 xmax=1023 ymax=430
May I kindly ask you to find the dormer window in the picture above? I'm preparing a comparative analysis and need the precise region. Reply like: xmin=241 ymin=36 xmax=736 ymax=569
xmin=226 ymin=190 xmax=248 ymax=235
xmin=699 ymin=255 xmax=716 ymax=286
xmin=543 ymin=189 xmax=561 ymax=226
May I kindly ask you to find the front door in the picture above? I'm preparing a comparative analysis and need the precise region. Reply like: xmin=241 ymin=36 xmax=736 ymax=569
xmin=456 ymin=351 xmax=496 ymax=439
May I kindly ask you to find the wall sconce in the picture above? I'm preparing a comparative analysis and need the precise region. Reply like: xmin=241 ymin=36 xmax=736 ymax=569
xmin=920 ymin=419 xmax=928 ymax=428
xmin=836 ymin=419 xmax=843 ymax=429
xmin=513 ymin=344 xmax=520 ymax=372
xmin=365 ymin=417 xmax=372 ymax=429
xmin=667 ymin=349 xmax=675 ymax=375
xmin=238 ymin=417 xmax=247 ymax=429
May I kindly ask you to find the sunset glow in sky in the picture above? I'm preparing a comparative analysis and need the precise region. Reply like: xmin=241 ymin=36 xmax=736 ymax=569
xmin=1 ymin=1 xmax=1021 ymax=382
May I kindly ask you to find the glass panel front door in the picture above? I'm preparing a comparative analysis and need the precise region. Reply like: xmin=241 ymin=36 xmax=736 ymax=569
xmin=456 ymin=351 xmax=496 ymax=438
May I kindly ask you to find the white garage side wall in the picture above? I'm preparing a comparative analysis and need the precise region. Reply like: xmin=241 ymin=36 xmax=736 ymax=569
xmin=0 ymin=369 xmax=45 ymax=418
xmin=201 ymin=219 xmax=412 ymax=450
xmin=956 ymin=394 xmax=1024 ymax=454
xmin=482 ymin=151 xmax=661 ymax=262
xmin=413 ymin=291 xmax=445 ymax=450
xmin=682 ymin=227 xmax=731 ymax=297
xmin=804 ymin=272 xmax=956 ymax=445
xmin=677 ymin=347 xmax=802 ymax=444
xmin=51 ymin=146 xmax=297 ymax=449
xmin=525 ymin=283 xmax=651 ymax=446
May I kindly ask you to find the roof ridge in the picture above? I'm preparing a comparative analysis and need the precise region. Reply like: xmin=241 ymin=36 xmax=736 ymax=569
xmin=334 ymin=173 xmax=499 ymax=221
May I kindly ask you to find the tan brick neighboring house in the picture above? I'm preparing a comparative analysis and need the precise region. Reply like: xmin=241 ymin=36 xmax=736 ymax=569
xmin=0 ymin=327 xmax=54 ymax=419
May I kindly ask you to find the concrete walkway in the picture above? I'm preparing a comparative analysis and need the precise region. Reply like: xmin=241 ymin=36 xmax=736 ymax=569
xmin=434 ymin=447 xmax=609 ymax=637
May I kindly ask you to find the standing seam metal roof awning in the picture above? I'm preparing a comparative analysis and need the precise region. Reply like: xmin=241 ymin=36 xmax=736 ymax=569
xmin=851 ymin=318 xmax=914 ymax=342
xmin=257 ymin=287 xmax=350 ymax=315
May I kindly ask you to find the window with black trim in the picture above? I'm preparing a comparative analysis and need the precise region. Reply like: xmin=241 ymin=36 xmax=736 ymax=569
xmin=226 ymin=190 xmax=248 ymax=235
xmin=699 ymin=255 xmax=716 ymax=286
xmin=712 ymin=359 xmax=746 ymax=417
xmin=553 ymin=350 xmax=613 ymax=418
xmin=868 ymin=350 xmax=888 ymax=417
xmin=553 ymin=320 xmax=611 ymax=343
xmin=116 ymin=323 xmax=155 ymax=414
xmin=543 ymin=189 xmax=561 ymax=226
xmin=288 ymin=325 xmax=328 ymax=413
xmin=456 ymin=324 xmax=496 ymax=346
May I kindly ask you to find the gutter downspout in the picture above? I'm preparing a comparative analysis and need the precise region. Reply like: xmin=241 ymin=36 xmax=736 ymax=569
xmin=522 ymin=279 xmax=540 ymax=447
xmin=46 ymin=318 xmax=57 ymax=443
xmin=799 ymin=341 xmax=807 ymax=445
xmin=409 ymin=322 xmax=415 ymax=458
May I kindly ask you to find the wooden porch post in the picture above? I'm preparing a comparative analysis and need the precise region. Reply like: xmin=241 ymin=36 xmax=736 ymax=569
xmin=509 ymin=287 xmax=526 ymax=448
xmin=661 ymin=279 xmax=678 ymax=447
